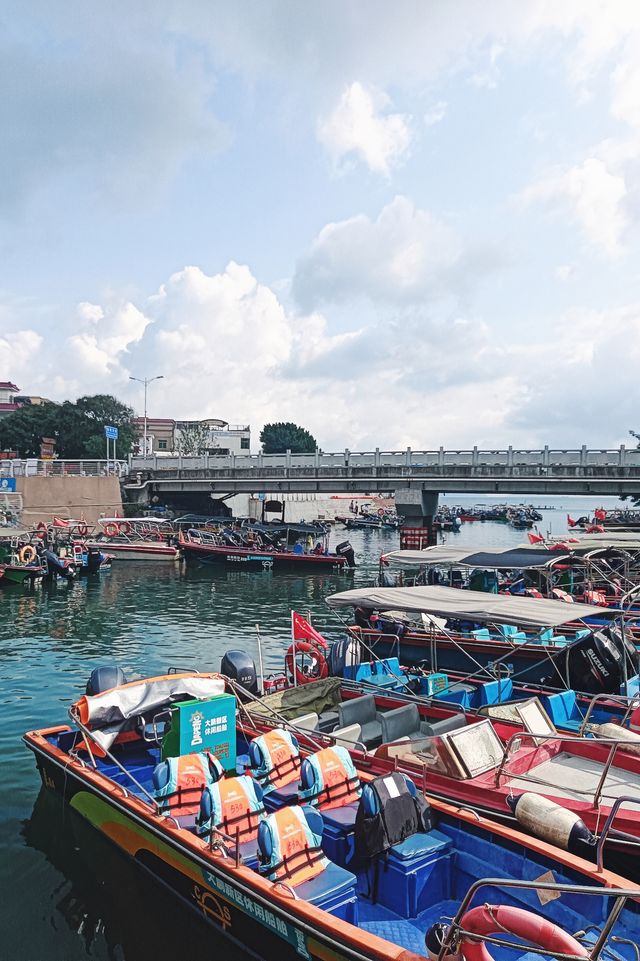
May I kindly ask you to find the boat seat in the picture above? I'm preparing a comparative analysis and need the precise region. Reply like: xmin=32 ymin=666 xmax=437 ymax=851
xmin=422 ymin=714 xmax=467 ymax=738
xmin=152 ymin=751 xmax=223 ymax=817
xmin=541 ymin=690 xmax=582 ymax=730
xmin=298 ymin=746 xmax=362 ymax=865
xmin=290 ymin=712 xmax=319 ymax=731
xmin=257 ymin=806 xmax=358 ymax=922
xmin=248 ymin=730 xmax=301 ymax=810
xmin=477 ymin=678 xmax=514 ymax=706
xmin=338 ymin=696 xmax=383 ymax=749
xmin=331 ymin=723 xmax=363 ymax=749
xmin=434 ymin=682 xmax=475 ymax=710
xmin=197 ymin=775 xmax=266 ymax=869
xmin=471 ymin=628 xmax=491 ymax=641
xmin=318 ymin=710 xmax=340 ymax=733
xmin=380 ymin=703 xmax=431 ymax=744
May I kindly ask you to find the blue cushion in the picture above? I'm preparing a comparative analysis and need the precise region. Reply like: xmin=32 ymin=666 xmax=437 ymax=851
xmin=472 ymin=628 xmax=491 ymax=641
xmin=389 ymin=829 xmax=451 ymax=861
xmin=294 ymin=860 xmax=357 ymax=905
xmin=321 ymin=802 xmax=359 ymax=830
xmin=263 ymin=780 xmax=299 ymax=810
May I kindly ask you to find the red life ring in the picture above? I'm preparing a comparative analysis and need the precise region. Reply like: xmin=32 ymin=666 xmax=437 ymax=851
xmin=77 ymin=523 xmax=88 ymax=537
xmin=285 ymin=641 xmax=329 ymax=685
xmin=104 ymin=522 xmax=119 ymax=537
xmin=118 ymin=521 xmax=131 ymax=535
xmin=459 ymin=904 xmax=588 ymax=961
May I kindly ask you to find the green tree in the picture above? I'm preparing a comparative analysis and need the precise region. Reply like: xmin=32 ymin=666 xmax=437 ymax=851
xmin=175 ymin=422 xmax=211 ymax=455
xmin=260 ymin=421 xmax=317 ymax=454
xmin=0 ymin=394 xmax=137 ymax=458
xmin=0 ymin=402 xmax=60 ymax=457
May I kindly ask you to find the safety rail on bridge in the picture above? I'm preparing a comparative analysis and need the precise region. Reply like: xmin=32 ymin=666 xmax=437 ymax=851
xmin=128 ymin=446 xmax=639 ymax=473
xmin=0 ymin=459 xmax=128 ymax=477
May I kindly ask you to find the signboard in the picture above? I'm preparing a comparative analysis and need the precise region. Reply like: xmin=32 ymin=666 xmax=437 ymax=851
xmin=0 ymin=478 xmax=16 ymax=492
xmin=104 ymin=425 xmax=119 ymax=440
xmin=162 ymin=694 xmax=236 ymax=771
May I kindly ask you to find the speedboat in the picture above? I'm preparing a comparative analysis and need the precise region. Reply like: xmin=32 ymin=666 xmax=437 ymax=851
xmin=86 ymin=517 xmax=181 ymax=561
xmin=179 ymin=525 xmax=355 ymax=571
xmin=24 ymin=667 xmax=640 ymax=960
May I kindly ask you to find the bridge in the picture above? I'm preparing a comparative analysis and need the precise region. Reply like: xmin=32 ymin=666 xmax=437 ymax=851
xmin=124 ymin=447 xmax=640 ymax=505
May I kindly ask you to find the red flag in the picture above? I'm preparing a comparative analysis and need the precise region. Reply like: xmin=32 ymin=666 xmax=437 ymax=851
xmin=291 ymin=612 xmax=328 ymax=649
xmin=567 ymin=514 xmax=577 ymax=527
xmin=594 ymin=507 xmax=607 ymax=522
xmin=53 ymin=517 xmax=69 ymax=528
xmin=527 ymin=532 xmax=544 ymax=544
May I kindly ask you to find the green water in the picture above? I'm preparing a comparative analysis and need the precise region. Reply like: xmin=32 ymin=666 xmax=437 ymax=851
xmin=0 ymin=505 xmax=616 ymax=960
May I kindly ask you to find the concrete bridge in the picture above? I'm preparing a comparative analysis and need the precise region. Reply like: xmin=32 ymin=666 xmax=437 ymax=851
xmin=124 ymin=448 xmax=640 ymax=509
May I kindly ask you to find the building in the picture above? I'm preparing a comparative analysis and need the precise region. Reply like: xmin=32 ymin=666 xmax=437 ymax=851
xmin=133 ymin=417 xmax=251 ymax=455
xmin=0 ymin=382 xmax=20 ymax=419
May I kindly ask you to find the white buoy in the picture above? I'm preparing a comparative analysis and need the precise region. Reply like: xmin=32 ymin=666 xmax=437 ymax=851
xmin=507 ymin=793 xmax=593 ymax=853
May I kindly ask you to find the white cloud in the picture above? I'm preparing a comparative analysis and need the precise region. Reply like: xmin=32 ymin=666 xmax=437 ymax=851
xmin=293 ymin=195 xmax=464 ymax=310
xmin=521 ymin=158 xmax=628 ymax=257
xmin=317 ymin=82 xmax=411 ymax=175
xmin=555 ymin=264 xmax=575 ymax=281
xmin=424 ymin=101 xmax=447 ymax=127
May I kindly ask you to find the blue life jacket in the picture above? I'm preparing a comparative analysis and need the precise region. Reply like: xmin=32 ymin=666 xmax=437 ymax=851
xmin=153 ymin=752 xmax=223 ymax=814
xmin=198 ymin=775 xmax=265 ymax=841
xmin=249 ymin=729 xmax=300 ymax=794
xmin=257 ymin=805 xmax=327 ymax=884
xmin=299 ymin=746 xmax=361 ymax=810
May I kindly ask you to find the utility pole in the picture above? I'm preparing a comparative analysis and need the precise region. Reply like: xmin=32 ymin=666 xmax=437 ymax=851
xmin=129 ymin=375 xmax=164 ymax=456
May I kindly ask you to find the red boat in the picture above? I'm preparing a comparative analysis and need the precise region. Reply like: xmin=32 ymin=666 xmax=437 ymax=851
xmin=179 ymin=527 xmax=355 ymax=572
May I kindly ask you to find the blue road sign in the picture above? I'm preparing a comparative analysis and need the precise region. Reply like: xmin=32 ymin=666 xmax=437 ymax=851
xmin=104 ymin=425 xmax=119 ymax=440
xmin=0 ymin=477 xmax=16 ymax=492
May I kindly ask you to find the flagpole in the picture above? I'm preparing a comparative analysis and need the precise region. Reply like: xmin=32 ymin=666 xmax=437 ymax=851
xmin=291 ymin=610 xmax=297 ymax=687
xmin=255 ymin=622 xmax=265 ymax=696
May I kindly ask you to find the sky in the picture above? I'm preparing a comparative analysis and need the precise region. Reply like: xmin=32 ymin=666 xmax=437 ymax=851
xmin=2 ymin=1 xmax=640 ymax=451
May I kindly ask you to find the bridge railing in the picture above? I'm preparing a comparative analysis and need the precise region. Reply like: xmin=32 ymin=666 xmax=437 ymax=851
xmin=0 ymin=459 xmax=127 ymax=477
xmin=127 ymin=445 xmax=640 ymax=473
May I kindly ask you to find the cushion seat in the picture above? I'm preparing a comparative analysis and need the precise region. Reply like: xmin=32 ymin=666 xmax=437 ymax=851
xmin=389 ymin=829 xmax=451 ymax=861
xmin=338 ymin=695 xmax=382 ymax=748
xmin=320 ymin=801 xmax=359 ymax=831
xmin=263 ymin=779 xmax=299 ymax=810
xmin=318 ymin=711 xmax=340 ymax=732
xmin=293 ymin=860 xmax=357 ymax=906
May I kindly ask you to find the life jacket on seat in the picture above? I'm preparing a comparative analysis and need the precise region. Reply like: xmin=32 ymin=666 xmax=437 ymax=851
xmin=354 ymin=772 xmax=433 ymax=861
xmin=153 ymin=752 xmax=224 ymax=815
xmin=198 ymin=775 xmax=265 ymax=842
xmin=249 ymin=730 xmax=300 ymax=794
xmin=299 ymin=746 xmax=361 ymax=811
xmin=257 ymin=805 xmax=328 ymax=885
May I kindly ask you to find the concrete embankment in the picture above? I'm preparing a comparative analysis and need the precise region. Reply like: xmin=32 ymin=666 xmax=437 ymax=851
xmin=16 ymin=476 xmax=123 ymax=525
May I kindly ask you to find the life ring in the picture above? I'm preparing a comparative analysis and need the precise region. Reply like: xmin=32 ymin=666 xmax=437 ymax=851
xmin=19 ymin=545 xmax=37 ymax=564
xmin=285 ymin=641 xmax=329 ymax=685
xmin=118 ymin=521 xmax=131 ymax=535
xmin=36 ymin=521 xmax=47 ymax=540
xmin=77 ymin=523 xmax=88 ymax=537
xmin=458 ymin=904 xmax=588 ymax=961
xmin=104 ymin=522 xmax=119 ymax=537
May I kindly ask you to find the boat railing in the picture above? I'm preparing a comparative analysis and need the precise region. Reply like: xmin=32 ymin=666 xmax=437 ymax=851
xmin=437 ymin=876 xmax=639 ymax=961
xmin=577 ymin=691 xmax=640 ymax=736
xmin=494 ymin=731 xmax=637 ymax=808
xmin=595 ymin=796 xmax=640 ymax=871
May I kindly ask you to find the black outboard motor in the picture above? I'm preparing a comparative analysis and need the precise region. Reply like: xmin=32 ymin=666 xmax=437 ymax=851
xmin=86 ymin=665 xmax=128 ymax=696
xmin=86 ymin=548 xmax=103 ymax=575
xmin=565 ymin=625 xmax=640 ymax=694
xmin=336 ymin=540 xmax=356 ymax=568
xmin=327 ymin=636 xmax=361 ymax=677
xmin=221 ymin=650 xmax=258 ymax=697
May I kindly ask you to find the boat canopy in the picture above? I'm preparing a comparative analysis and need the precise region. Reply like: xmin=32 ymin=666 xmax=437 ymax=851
xmin=326 ymin=584 xmax=611 ymax=628
xmin=382 ymin=546 xmax=572 ymax=569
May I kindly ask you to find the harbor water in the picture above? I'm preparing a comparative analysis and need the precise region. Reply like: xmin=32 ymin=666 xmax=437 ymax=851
xmin=0 ymin=496 xmax=626 ymax=960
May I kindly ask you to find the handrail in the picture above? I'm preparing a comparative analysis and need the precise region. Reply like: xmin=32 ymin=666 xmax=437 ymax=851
xmin=436 ymin=877 xmax=638 ymax=961
xmin=577 ymin=692 xmax=640 ymax=736
xmin=595 ymin=796 xmax=640 ymax=870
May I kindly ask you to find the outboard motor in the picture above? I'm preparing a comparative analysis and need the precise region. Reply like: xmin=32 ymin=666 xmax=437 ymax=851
xmin=220 ymin=650 xmax=258 ymax=697
xmin=565 ymin=626 xmax=640 ymax=694
xmin=86 ymin=665 xmax=128 ymax=696
xmin=336 ymin=540 xmax=356 ymax=568
xmin=327 ymin=636 xmax=361 ymax=677
xmin=86 ymin=548 xmax=103 ymax=575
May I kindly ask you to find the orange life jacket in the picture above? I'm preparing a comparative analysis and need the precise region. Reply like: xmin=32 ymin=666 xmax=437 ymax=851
xmin=261 ymin=806 xmax=327 ymax=885
xmin=154 ymin=752 xmax=220 ymax=815
xmin=251 ymin=730 xmax=301 ymax=792
xmin=213 ymin=776 xmax=265 ymax=842
xmin=300 ymin=746 xmax=361 ymax=811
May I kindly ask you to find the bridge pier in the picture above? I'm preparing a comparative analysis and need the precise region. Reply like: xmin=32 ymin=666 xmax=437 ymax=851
xmin=395 ymin=489 xmax=439 ymax=548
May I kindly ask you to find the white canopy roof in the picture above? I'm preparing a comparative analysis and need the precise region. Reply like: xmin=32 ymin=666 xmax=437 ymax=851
xmin=326 ymin=584 xmax=611 ymax=629
xmin=382 ymin=546 xmax=571 ymax=569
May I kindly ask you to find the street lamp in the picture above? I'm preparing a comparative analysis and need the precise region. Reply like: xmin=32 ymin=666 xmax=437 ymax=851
xmin=129 ymin=375 xmax=164 ymax=456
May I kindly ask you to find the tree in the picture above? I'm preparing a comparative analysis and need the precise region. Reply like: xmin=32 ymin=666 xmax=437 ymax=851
xmin=0 ymin=394 xmax=137 ymax=458
xmin=260 ymin=422 xmax=317 ymax=454
xmin=175 ymin=422 xmax=211 ymax=455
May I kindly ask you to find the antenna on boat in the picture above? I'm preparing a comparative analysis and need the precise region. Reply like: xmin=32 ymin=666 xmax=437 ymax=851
xmin=255 ymin=622 xmax=265 ymax=695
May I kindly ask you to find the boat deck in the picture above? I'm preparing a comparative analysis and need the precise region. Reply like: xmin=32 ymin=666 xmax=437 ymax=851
xmin=507 ymin=752 xmax=640 ymax=808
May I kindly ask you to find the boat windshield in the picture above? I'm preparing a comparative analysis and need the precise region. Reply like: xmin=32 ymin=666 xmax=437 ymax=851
xmin=378 ymin=717 xmax=505 ymax=779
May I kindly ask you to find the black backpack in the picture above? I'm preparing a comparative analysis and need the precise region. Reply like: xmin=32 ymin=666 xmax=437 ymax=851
xmin=353 ymin=772 xmax=434 ymax=862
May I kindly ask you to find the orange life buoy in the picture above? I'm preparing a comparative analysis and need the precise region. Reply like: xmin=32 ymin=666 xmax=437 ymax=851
xmin=104 ymin=522 xmax=119 ymax=537
xmin=459 ymin=904 xmax=588 ymax=961
xmin=19 ymin=544 xmax=37 ymax=564
xmin=285 ymin=641 xmax=329 ymax=685
xmin=118 ymin=521 xmax=131 ymax=535
xmin=77 ymin=523 xmax=88 ymax=537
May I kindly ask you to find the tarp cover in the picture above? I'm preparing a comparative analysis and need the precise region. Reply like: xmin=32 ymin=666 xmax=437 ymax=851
xmin=74 ymin=673 xmax=226 ymax=750
xmin=326 ymin=585 xmax=610 ymax=629
xmin=246 ymin=677 xmax=342 ymax=722
xmin=383 ymin=547 xmax=571 ymax=569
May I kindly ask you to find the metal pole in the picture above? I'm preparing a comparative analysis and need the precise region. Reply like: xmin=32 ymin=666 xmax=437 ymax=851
xmin=255 ymin=622 xmax=265 ymax=695
xmin=291 ymin=610 xmax=297 ymax=687
xmin=144 ymin=378 xmax=148 ymax=457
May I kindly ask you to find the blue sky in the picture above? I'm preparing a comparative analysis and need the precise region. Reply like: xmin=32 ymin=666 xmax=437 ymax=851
xmin=2 ymin=1 xmax=640 ymax=450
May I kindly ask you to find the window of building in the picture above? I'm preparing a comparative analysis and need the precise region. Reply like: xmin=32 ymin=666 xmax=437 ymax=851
xmin=157 ymin=440 xmax=167 ymax=450
xmin=241 ymin=437 xmax=250 ymax=449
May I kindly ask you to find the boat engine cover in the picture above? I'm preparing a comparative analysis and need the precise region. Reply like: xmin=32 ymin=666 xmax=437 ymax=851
xmin=336 ymin=541 xmax=356 ymax=568
xmin=86 ymin=665 xmax=128 ymax=696
xmin=221 ymin=650 xmax=258 ymax=696
xmin=565 ymin=626 xmax=639 ymax=695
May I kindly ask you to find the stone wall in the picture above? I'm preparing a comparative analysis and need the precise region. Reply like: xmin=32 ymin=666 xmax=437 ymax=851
xmin=16 ymin=476 xmax=123 ymax=525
